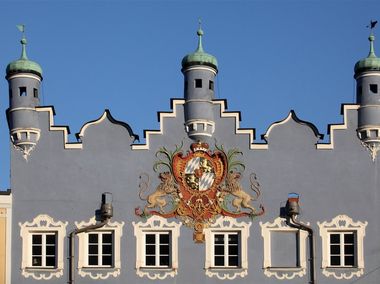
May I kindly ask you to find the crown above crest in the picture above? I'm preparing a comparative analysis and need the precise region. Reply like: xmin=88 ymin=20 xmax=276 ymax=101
xmin=190 ymin=142 xmax=209 ymax=152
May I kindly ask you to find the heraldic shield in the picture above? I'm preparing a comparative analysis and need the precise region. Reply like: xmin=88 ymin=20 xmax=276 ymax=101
xmin=136 ymin=142 xmax=264 ymax=243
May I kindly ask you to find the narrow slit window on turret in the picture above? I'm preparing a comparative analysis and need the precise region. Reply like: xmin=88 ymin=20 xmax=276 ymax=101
xmin=33 ymin=88 xmax=38 ymax=98
xmin=9 ymin=88 xmax=12 ymax=98
xmin=195 ymin=79 xmax=202 ymax=88
xmin=19 ymin=87 xmax=27 ymax=96
xmin=209 ymin=80 xmax=214 ymax=91
xmin=370 ymin=84 xmax=378 ymax=94
xmin=357 ymin=85 xmax=362 ymax=96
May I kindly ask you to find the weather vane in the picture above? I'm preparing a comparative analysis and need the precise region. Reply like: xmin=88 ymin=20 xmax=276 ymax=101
xmin=16 ymin=24 xmax=25 ymax=37
xmin=367 ymin=20 xmax=377 ymax=33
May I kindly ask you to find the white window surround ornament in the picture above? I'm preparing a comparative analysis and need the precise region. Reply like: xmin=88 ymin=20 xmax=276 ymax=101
xmin=132 ymin=215 xmax=181 ymax=280
xmin=317 ymin=215 xmax=368 ymax=280
xmin=260 ymin=217 xmax=308 ymax=280
xmin=75 ymin=217 xmax=124 ymax=280
xmin=204 ymin=216 xmax=251 ymax=280
xmin=19 ymin=214 xmax=68 ymax=280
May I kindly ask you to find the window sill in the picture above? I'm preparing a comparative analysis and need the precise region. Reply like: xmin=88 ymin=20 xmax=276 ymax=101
xmin=205 ymin=267 xmax=248 ymax=280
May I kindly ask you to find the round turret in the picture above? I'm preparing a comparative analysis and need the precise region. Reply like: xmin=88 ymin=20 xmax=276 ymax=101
xmin=355 ymin=32 xmax=380 ymax=160
xmin=5 ymin=26 xmax=42 ymax=160
xmin=182 ymin=26 xmax=218 ymax=142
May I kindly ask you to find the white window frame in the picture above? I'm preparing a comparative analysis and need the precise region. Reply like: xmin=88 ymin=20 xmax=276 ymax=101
xmin=133 ymin=215 xmax=181 ymax=280
xmin=75 ymin=217 xmax=124 ymax=280
xmin=260 ymin=217 xmax=308 ymax=280
xmin=204 ymin=216 xmax=251 ymax=280
xmin=142 ymin=231 xmax=171 ymax=268
xmin=30 ymin=232 xmax=57 ymax=268
xmin=318 ymin=215 xmax=367 ymax=280
xmin=19 ymin=214 xmax=67 ymax=280
xmin=210 ymin=231 xmax=240 ymax=268
xmin=84 ymin=231 xmax=114 ymax=268
xmin=328 ymin=231 xmax=356 ymax=268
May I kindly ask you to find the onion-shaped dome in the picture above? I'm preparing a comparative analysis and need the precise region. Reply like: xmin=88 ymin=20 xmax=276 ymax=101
xmin=182 ymin=28 xmax=218 ymax=71
xmin=6 ymin=37 xmax=42 ymax=78
xmin=354 ymin=34 xmax=380 ymax=76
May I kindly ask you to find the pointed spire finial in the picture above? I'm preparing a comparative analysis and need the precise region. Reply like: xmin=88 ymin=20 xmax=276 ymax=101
xmin=366 ymin=21 xmax=377 ymax=58
xmin=16 ymin=24 xmax=28 ymax=60
xmin=196 ymin=18 xmax=204 ymax=53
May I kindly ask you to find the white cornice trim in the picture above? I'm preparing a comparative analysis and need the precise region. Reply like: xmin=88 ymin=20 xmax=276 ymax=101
xmin=36 ymin=107 xmax=82 ymax=149
xmin=316 ymin=104 xmax=359 ymax=149
xmin=183 ymin=66 xmax=217 ymax=75
xmin=132 ymin=99 xmax=185 ymax=150
xmin=8 ymin=73 xmax=41 ymax=81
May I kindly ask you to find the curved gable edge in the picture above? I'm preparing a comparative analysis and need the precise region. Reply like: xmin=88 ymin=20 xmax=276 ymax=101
xmin=76 ymin=109 xmax=139 ymax=142
xmin=35 ymin=107 xmax=138 ymax=150
xmin=261 ymin=110 xmax=324 ymax=143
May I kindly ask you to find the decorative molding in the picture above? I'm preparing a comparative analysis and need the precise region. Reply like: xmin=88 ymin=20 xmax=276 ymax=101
xmin=7 ymin=73 xmax=41 ymax=81
xmin=317 ymin=215 xmax=368 ymax=280
xmin=132 ymin=216 xmax=181 ymax=280
xmin=259 ymin=217 xmax=308 ymax=280
xmin=75 ymin=217 xmax=124 ymax=280
xmin=317 ymin=104 xmax=359 ymax=149
xmin=204 ymin=216 xmax=251 ymax=280
xmin=19 ymin=214 xmax=68 ymax=280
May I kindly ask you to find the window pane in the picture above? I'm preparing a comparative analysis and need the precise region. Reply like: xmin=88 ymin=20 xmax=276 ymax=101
xmin=32 ymin=245 xmax=42 ymax=255
xmin=345 ymin=255 xmax=355 ymax=266
xmin=330 ymin=234 xmax=340 ymax=244
xmin=146 ymin=234 xmax=155 ymax=244
xmin=46 ymin=256 xmax=56 ymax=267
xmin=330 ymin=256 xmax=340 ymax=266
xmin=228 ymin=245 xmax=238 ymax=255
xmin=344 ymin=233 xmax=354 ymax=244
xmin=228 ymin=256 xmax=239 ymax=267
xmin=214 ymin=256 xmax=224 ymax=266
xmin=146 ymin=256 xmax=156 ymax=266
xmin=160 ymin=234 xmax=169 ymax=244
xmin=89 ymin=244 xmax=98 ymax=254
xmin=345 ymin=244 xmax=354 ymax=254
xmin=160 ymin=244 xmax=169 ymax=255
xmin=229 ymin=234 xmax=238 ymax=244
xmin=102 ymin=256 xmax=112 ymax=266
xmin=160 ymin=255 xmax=170 ymax=266
xmin=209 ymin=80 xmax=214 ymax=90
xmin=88 ymin=256 xmax=98 ymax=265
xmin=32 ymin=256 xmax=42 ymax=266
xmin=46 ymin=234 xmax=56 ymax=244
xmin=195 ymin=79 xmax=202 ymax=88
xmin=330 ymin=244 xmax=340 ymax=254
xmin=46 ymin=245 xmax=56 ymax=255
xmin=102 ymin=244 xmax=112 ymax=254
xmin=103 ymin=233 xmax=112 ymax=243
xmin=146 ymin=244 xmax=155 ymax=255
xmin=214 ymin=245 xmax=224 ymax=255
xmin=32 ymin=235 xmax=42 ymax=244
xmin=370 ymin=84 xmax=378 ymax=94
xmin=88 ymin=234 xmax=98 ymax=243
xmin=214 ymin=234 xmax=224 ymax=244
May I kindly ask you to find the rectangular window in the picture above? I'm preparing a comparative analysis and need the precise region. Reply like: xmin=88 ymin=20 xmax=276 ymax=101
xmin=209 ymin=80 xmax=214 ymax=91
xmin=9 ymin=88 xmax=12 ymax=98
xmin=213 ymin=232 xmax=240 ymax=268
xmin=33 ymin=88 xmax=38 ymax=98
xmin=19 ymin=87 xmax=27 ymax=96
xmin=144 ymin=232 xmax=171 ymax=267
xmin=31 ymin=232 xmax=57 ymax=268
xmin=87 ymin=232 xmax=113 ymax=267
xmin=195 ymin=79 xmax=202 ymax=88
xmin=370 ymin=84 xmax=378 ymax=94
xmin=329 ymin=232 xmax=356 ymax=267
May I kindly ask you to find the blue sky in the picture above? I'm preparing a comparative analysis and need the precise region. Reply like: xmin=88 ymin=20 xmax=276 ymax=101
xmin=0 ymin=0 xmax=379 ymax=188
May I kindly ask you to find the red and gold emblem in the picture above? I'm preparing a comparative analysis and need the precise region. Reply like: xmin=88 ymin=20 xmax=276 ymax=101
xmin=136 ymin=142 xmax=264 ymax=243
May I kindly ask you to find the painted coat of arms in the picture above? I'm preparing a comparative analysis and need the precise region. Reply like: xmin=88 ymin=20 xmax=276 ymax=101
xmin=136 ymin=142 xmax=264 ymax=242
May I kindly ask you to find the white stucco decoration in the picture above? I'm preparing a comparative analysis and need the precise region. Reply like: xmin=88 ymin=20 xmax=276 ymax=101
xmin=204 ymin=216 xmax=251 ymax=280
xmin=75 ymin=217 xmax=124 ymax=280
xmin=259 ymin=217 xmax=308 ymax=280
xmin=317 ymin=215 xmax=367 ymax=280
xmin=19 ymin=214 xmax=68 ymax=280
xmin=133 ymin=215 xmax=181 ymax=280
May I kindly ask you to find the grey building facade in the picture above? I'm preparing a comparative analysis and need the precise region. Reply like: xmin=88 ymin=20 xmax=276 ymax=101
xmin=3 ymin=26 xmax=380 ymax=284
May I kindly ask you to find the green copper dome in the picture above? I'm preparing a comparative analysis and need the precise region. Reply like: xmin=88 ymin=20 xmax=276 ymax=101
xmin=6 ymin=37 xmax=43 ymax=78
xmin=354 ymin=35 xmax=380 ymax=75
xmin=182 ymin=28 xmax=218 ymax=70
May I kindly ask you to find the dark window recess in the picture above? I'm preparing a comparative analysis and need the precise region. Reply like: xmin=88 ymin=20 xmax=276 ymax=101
xmin=9 ymin=88 xmax=12 ymax=98
xmin=357 ymin=85 xmax=362 ymax=96
xmin=195 ymin=79 xmax=202 ymax=88
xmin=370 ymin=84 xmax=378 ymax=94
xmin=209 ymin=80 xmax=214 ymax=91
xmin=33 ymin=88 xmax=38 ymax=98
xmin=184 ymin=81 xmax=188 ymax=92
xmin=19 ymin=87 xmax=27 ymax=96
